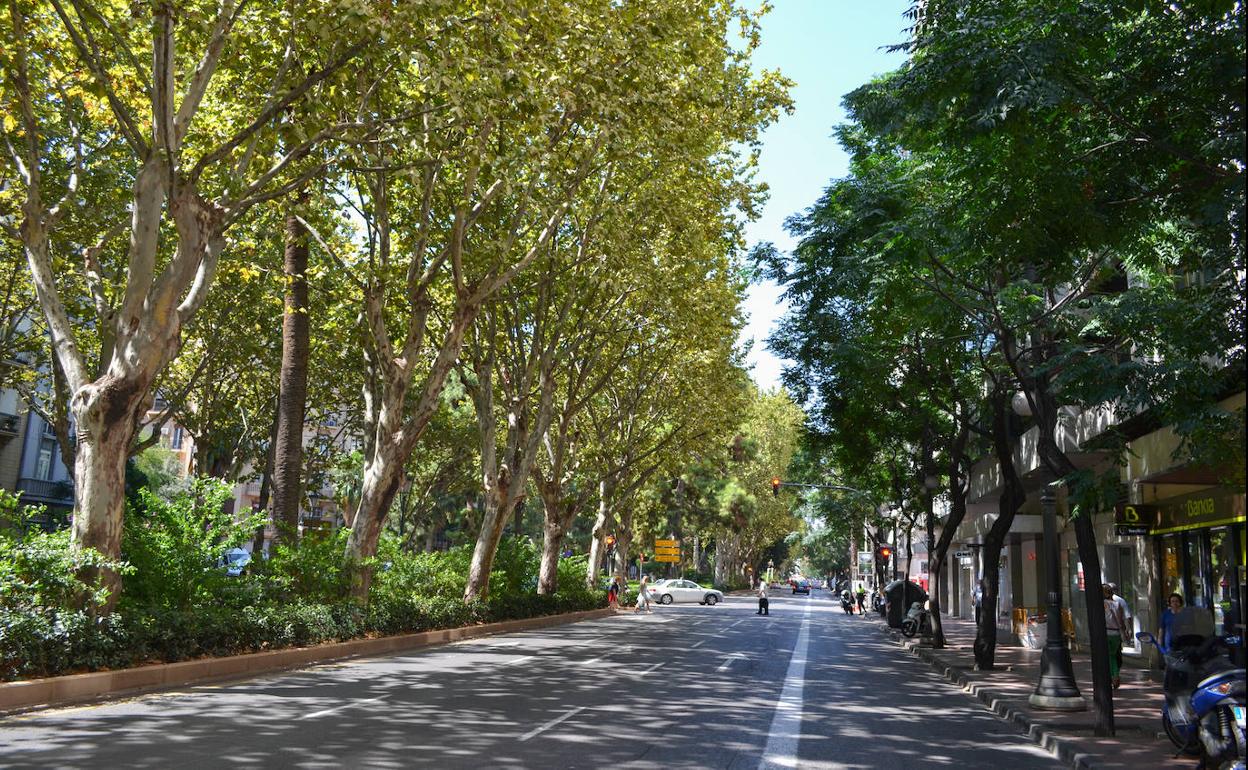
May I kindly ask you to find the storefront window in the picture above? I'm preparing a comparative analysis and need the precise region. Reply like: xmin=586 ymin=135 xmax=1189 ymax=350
xmin=1186 ymin=534 xmax=1208 ymax=609
xmin=1161 ymin=535 xmax=1182 ymax=601
xmin=1211 ymin=529 xmax=1228 ymax=632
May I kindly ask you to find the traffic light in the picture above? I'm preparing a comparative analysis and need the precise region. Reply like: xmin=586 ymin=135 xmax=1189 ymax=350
xmin=875 ymin=545 xmax=893 ymax=563
xmin=605 ymin=535 xmax=616 ymax=554
xmin=771 ymin=477 xmax=782 ymax=497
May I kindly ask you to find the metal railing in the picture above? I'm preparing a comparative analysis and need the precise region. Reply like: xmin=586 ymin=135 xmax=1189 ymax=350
xmin=16 ymin=477 xmax=75 ymax=504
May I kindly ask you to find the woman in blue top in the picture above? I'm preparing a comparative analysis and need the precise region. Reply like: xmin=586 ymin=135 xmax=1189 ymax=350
xmin=1158 ymin=593 xmax=1184 ymax=652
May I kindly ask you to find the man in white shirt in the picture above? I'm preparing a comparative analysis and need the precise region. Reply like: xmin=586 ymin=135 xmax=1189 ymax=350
xmin=757 ymin=579 xmax=769 ymax=616
xmin=1109 ymin=582 xmax=1132 ymax=666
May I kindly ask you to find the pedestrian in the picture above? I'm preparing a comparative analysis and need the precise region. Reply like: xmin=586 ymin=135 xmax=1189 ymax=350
xmin=972 ymin=579 xmax=984 ymax=625
xmin=856 ymin=586 xmax=867 ymax=615
xmin=1158 ymin=593 xmax=1184 ymax=653
xmin=757 ymin=579 xmax=769 ymax=616
xmin=636 ymin=575 xmax=651 ymax=613
xmin=1103 ymin=583 xmax=1127 ymax=689
xmin=1109 ymin=582 xmax=1132 ymax=667
xmin=608 ymin=577 xmax=620 ymax=610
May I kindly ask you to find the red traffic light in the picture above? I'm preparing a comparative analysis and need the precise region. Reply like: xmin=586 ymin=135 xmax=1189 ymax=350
xmin=771 ymin=477 xmax=782 ymax=497
xmin=605 ymin=535 xmax=616 ymax=547
xmin=876 ymin=545 xmax=893 ymax=561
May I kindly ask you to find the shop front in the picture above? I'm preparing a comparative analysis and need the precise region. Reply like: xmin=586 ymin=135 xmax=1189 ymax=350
xmin=1144 ymin=488 xmax=1246 ymax=663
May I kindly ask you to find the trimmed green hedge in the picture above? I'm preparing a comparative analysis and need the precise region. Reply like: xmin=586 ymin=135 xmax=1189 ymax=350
xmin=0 ymin=486 xmax=608 ymax=682
xmin=0 ymin=590 xmax=604 ymax=681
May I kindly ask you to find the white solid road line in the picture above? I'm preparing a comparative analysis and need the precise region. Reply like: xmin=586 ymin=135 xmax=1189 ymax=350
xmin=518 ymin=706 xmax=587 ymax=742
xmin=758 ymin=597 xmax=813 ymax=769
xmin=727 ymin=618 xmax=747 ymax=629
xmin=501 ymin=654 xmax=535 ymax=667
xmin=690 ymin=639 xmax=706 ymax=649
xmin=301 ymin=694 xmax=388 ymax=720
xmin=637 ymin=662 xmax=664 ymax=677
xmin=716 ymin=653 xmax=743 ymax=672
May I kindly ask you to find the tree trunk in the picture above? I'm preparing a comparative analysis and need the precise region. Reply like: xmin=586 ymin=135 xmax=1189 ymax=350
xmin=975 ymin=389 xmax=1026 ymax=670
xmin=270 ymin=205 xmax=310 ymax=542
xmin=344 ymin=437 xmax=406 ymax=599
xmin=928 ymin=421 xmax=970 ymax=649
xmin=1033 ymin=388 xmax=1115 ymax=736
xmin=252 ymin=396 xmax=281 ymax=553
xmin=70 ymin=378 xmax=149 ymax=612
xmin=586 ymin=480 xmax=613 ymax=588
xmin=537 ymin=515 xmax=565 ymax=595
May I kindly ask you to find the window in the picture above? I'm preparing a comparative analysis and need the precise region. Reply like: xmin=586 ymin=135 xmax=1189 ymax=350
xmin=171 ymin=427 xmax=184 ymax=450
xmin=34 ymin=441 xmax=55 ymax=480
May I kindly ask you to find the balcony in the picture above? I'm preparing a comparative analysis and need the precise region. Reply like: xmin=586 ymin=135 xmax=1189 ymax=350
xmin=16 ymin=477 xmax=75 ymax=506
xmin=0 ymin=412 xmax=18 ymax=440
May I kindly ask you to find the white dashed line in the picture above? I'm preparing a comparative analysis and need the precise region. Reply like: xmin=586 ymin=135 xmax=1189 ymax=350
xmin=518 ymin=706 xmax=586 ymax=742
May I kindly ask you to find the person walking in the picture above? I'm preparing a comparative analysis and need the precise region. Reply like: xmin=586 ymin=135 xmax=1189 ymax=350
xmin=1103 ymin=583 xmax=1127 ymax=689
xmin=608 ymin=577 xmax=620 ymax=610
xmin=636 ymin=575 xmax=651 ymax=613
xmin=856 ymin=586 xmax=867 ymax=615
xmin=757 ymin=579 xmax=769 ymax=616
xmin=972 ymin=579 xmax=984 ymax=625
xmin=1158 ymin=593 xmax=1184 ymax=653
xmin=1109 ymin=583 xmax=1132 ymax=668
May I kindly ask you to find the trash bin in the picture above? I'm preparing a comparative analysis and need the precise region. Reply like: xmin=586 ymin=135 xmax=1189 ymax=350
xmin=884 ymin=580 xmax=928 ymax=628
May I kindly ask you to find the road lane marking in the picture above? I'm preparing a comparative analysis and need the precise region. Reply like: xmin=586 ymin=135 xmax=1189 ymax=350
xmin=580 ymin=645 xmax=629 ymax=666
xmin=501 ymin=654 xmax=535 ymax=667
xmin=758 ymin=598 xmax=812 ymax=769
xmin=518 ymin=706 xmax=586 ymax=742
xmin=690 ymin=640 xmax=706 ymax=649
xmin=727 ymin=619 xmax=747 ymax=629
xmin=717 ymin=653 xmax=743 ymax=672
xmin=637 ymin=662 xmax=664 ymax=677
xmin=301 ymin=694 xmax=387 ymax=720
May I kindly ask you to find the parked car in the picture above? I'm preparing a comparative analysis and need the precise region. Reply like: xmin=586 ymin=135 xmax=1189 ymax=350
xmin=791 ymin=579 xmax=811 ymax=595
xmin=648 ymin=579 xmax=724 ymax=606
xmin=221 ymin=547 xmax=251 ymax=577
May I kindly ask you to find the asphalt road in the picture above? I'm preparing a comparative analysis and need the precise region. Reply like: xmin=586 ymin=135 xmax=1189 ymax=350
xmin=0 ymin=591 xmax=1061 ymax=769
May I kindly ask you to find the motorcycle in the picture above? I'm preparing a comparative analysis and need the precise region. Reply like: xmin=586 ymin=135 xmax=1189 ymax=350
xmin=1137 ymin=629 xmax=1246 ymax=769
xmin=840 ymin=591 xmax=855 ymax=615
xmin=900 ymin=601 xmax=931 ymax=639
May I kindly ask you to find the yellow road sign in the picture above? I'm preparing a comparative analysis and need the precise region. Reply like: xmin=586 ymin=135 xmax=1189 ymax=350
xmin=654 ymin=546 xmax=680 ymax=555
xmin=655 ymin=539 xmax=678 ymax=547
xmin=653 ymin=554 xmax=681 ymax=562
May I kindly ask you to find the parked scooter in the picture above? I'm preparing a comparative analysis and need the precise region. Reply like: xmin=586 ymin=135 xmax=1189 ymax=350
xmin=840 ymin=590 xmax=855 ymax=615
xmin=1137 ymin=626 xmax=1246 ymax=769
xmin=900 ymin=601 xmax=931 ymax=639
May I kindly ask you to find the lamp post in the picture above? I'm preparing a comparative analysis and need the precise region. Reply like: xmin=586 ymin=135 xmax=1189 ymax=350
xmin=1029 ymin=484 xmax=1086 ymax=710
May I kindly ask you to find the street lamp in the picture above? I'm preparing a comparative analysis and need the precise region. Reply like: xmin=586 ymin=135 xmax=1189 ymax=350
xmin=1029 ymin=484 xmax=1086 ymax=710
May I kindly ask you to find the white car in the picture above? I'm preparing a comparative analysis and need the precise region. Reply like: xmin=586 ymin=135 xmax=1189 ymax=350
xmin=648 ymin=579 xmax=724 ymax=606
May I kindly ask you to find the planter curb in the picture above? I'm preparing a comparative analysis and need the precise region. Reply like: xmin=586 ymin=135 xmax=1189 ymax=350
xmin=1 ymin=606 xmax=613 ymax=716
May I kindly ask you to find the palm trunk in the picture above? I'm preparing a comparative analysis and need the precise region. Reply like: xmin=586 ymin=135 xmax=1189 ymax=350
xmin=270 ymin=203 xmax=311 ymax=542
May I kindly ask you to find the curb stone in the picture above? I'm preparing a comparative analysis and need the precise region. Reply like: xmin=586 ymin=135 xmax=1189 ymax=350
xmin=0 ymin=606 xmax=614 ymax=717
xmin=877 ymin=622 xmax=1104 ymax=770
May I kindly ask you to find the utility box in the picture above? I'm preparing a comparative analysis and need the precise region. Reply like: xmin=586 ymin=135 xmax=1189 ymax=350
xmin=885 ymin=580 xmax=928 ymax=628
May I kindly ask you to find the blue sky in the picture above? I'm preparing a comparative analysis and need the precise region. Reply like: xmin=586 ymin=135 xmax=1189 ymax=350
xmin=739 ymin=1 xmax=913 ymax=391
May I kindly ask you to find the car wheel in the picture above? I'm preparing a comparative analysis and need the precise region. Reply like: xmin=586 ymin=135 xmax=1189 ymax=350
xmin=660 ymin=594 xmax=673 ymax=605
xmin=705 ymin=594 xmax=719 ymax=606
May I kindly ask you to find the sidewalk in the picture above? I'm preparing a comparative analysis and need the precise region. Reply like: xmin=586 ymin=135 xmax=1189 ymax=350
xmin=870 ymin=611 xmax=1196 ymax=770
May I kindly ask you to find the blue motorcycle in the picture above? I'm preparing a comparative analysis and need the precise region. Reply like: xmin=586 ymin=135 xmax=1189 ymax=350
xmin=1137 ymin=630 xmax=1246 ymax=769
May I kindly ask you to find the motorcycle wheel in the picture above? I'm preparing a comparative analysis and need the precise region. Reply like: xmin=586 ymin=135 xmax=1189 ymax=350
xmin=901 ymin=619 xmax=918 ymax=638
xmin=1162 ymin=709 xmax=1202 ymax=756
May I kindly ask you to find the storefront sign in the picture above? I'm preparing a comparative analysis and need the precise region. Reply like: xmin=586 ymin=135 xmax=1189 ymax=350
xmin=1115 ymin=524 xmax=1151 ymax=536
xmin=1152 ymin=490 xmax=1246 ymax=535
xmin=1114 ymin=503 xmax=1157 ymax=530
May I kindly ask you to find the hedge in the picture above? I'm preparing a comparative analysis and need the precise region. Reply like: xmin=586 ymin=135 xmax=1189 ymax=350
xmin=0 ymin=590 xmax=605 ymax=682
